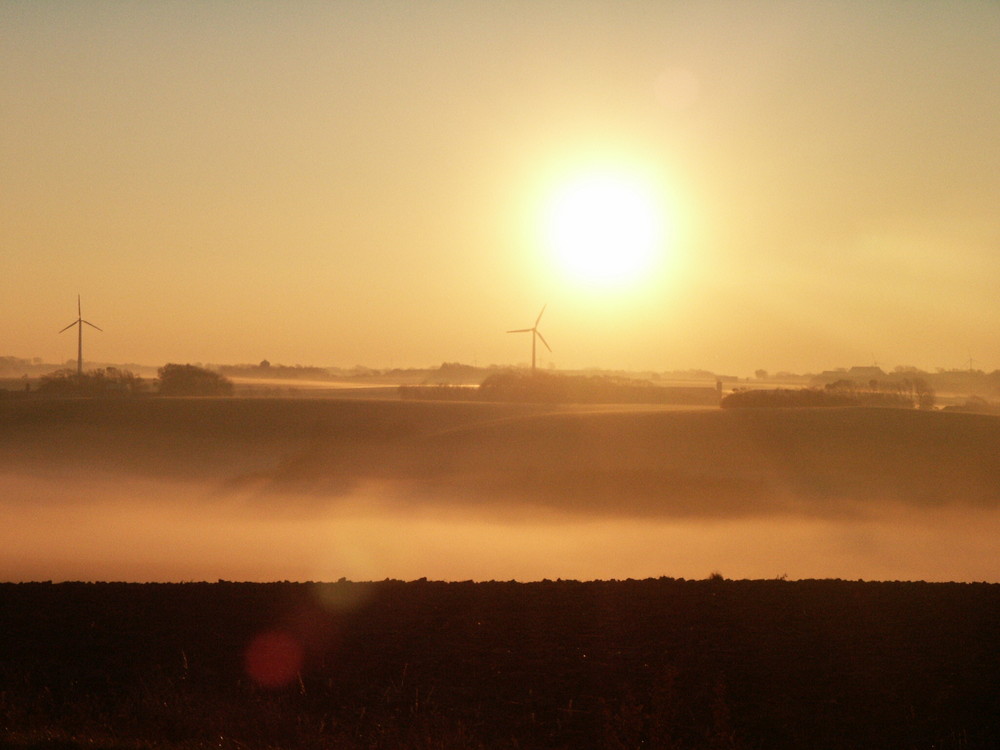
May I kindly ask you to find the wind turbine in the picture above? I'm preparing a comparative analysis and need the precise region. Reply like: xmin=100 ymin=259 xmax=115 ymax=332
xmin=59 ymin=295 xmax=102 ymax=376
xmin=507 ymin=304 xmax=551 ymax=373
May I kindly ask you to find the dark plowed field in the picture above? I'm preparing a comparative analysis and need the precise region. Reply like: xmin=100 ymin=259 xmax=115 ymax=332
xmin=1 ymin=579 xmax=998 ymax=749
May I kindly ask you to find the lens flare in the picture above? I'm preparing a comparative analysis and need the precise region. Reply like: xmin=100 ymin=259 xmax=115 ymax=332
xmin=245 ymin=629 xmax=304 ymax=689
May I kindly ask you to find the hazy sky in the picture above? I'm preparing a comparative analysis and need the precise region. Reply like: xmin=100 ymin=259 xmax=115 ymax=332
xmin=3 ymin=1 xmax=998 ymax=375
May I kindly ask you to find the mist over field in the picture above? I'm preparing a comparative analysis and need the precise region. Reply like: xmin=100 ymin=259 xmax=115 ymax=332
xmin=3 ymin=398 xmax=999 ymax=583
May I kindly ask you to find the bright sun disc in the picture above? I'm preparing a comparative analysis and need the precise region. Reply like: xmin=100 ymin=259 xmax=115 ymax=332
xmin=544 ymin=172 xmax=665 ymax=288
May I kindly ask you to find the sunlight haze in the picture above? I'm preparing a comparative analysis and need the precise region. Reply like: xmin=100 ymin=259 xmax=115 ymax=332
xmin=543 ymin=167 xmax=668 ymax=290
xmin=2 ymin=9 xmax=999 ymax=744
xmin=2 ymin=1 xmax=997 ymax=374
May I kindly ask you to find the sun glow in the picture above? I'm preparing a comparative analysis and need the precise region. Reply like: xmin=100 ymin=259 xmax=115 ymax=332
xmin=543 ymin=170 xmax=668 ymax=289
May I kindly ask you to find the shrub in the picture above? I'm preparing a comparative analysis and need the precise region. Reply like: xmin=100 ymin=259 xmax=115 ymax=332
xmin=157 ymin=364 xmax=233 ymax=396
xmin=478 ymin=370 xmax=571 ymax=402
xmin=721 ymin=386 xmax=917 ymax=409
xmin=37 ymin=367 xmax=145 ymax=397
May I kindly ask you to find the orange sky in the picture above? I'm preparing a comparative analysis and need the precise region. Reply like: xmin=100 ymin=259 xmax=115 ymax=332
xmin=2 ymin=2 xmax=998 ymax=375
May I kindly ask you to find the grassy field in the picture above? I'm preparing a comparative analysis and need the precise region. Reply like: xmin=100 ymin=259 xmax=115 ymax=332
xmin=1 ymin=579 xmax=998 ymax=749
xmin=2 ymin=397 xmax=999 ymax=517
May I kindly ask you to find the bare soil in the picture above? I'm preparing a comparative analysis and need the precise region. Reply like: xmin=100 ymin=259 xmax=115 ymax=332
xmin=0 ymin=579 xmax=998 ymax=749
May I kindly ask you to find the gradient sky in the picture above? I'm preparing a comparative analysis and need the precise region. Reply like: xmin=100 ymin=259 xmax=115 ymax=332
xmin=2 ymin=1 xmax=998 ymax=375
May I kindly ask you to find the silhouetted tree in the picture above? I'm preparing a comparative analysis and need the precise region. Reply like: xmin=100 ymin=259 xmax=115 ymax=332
xmin=912 ymin=377 xmax=935 ymax=410
xmin=37 ymin=367 xmax=144 ymax=396
xmin=157 ymin=363 xmax=233 ymax=396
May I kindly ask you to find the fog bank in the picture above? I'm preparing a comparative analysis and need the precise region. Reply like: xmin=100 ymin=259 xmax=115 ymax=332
xmin=4 ymin=473 xmax=998 ymax=583
xmin=4 ymin=400 xmax=999 ymax=582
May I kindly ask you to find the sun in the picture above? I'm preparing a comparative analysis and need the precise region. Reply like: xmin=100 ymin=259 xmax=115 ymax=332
xmin=543 ymin=170 xmax=667 ymax=289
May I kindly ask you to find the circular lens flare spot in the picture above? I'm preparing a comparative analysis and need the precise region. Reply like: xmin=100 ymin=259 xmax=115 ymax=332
xmin=244 ymin=630 xmax=304 ymax=688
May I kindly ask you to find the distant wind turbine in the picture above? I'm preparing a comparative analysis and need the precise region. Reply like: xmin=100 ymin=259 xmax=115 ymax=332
xmin=507 ymin=304 xmax=551 ymax=373
xmin=59 ymin=295 xmax=102 ymax=376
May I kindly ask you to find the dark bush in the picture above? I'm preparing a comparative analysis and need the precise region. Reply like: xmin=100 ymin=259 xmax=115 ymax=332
xmin=721 ymin=387 xmax=917 ymax=409
xmin=157 ymin=364 xmax=233 ymax=396
xmin=37 ymin=367 xmax=145 ymax=397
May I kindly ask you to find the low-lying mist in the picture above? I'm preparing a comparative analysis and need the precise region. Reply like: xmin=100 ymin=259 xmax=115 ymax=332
xmin=4 ymin=471 xmax=998 ymax=584
xmin=3 ymin=399 xmax=999 ymax=582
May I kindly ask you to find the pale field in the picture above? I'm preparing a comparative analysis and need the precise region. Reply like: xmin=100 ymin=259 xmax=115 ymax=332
xmin=229 ymin=377 xmax=393 ymax=389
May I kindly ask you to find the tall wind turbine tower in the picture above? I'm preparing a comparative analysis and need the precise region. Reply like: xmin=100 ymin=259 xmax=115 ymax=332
xmin=59 ymin=295 xmax=102 ymax=376
xmin=507 ymin=304 xmax=551 ymax=373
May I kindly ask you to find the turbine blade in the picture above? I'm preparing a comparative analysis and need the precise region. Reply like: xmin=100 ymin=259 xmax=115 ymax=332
xmin=82 ymin=320 xmax=102 ymax=331
xmin=507 ymin=328 xmax=532 ymax=334
xmin=535 ymin=304 xmax=547 ymax=327
xmin=58 ymin=321 xmax=78 ymax=333
xmin=536 ymin=330 xmax=552 ymax=352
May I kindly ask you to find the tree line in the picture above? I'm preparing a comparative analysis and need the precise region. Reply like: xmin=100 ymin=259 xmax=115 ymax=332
xmin=26 ymin=363 xmax=234 ymax=397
